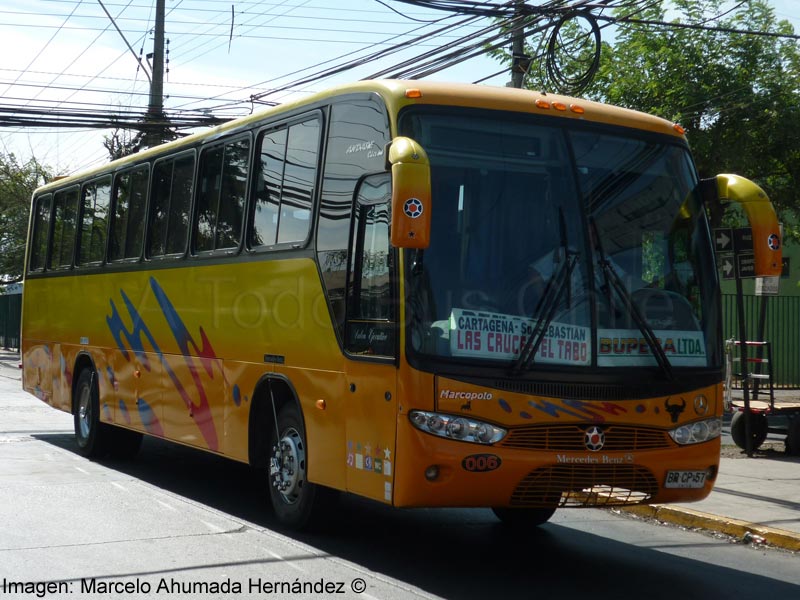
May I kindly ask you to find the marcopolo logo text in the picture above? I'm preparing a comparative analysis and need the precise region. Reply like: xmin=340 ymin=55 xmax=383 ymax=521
xmin=439 ymin=389 xmax=493 ymax=401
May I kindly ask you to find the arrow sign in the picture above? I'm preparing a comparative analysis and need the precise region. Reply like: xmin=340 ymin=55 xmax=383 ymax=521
xmin=719 ymin=256 xmax=735 ymax=279
xmin=714 ymin=228 xmax=733 ymax=253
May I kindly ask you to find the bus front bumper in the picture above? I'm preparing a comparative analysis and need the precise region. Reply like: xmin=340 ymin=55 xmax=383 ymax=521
xmin=392 ymin=417 xmax=720 ymax=509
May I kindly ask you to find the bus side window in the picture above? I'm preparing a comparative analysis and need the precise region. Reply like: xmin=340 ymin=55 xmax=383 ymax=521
xmin=78 ymin=176 xmax=111 ymax=265
xmin=250 ymin=115 xmax=320 ymax=248
xmin=195 ymin=137 xmax=250 ymax=253
xmin=48 ymin=187 xmax=80 ymax=270
xmin=250 ymin=128 xmax=286 ymax=247
xmin=29 ymin=194 xmax=52 ymax=272
xmin=148 ymin=153 xmax=195 ymax=258
xmin=277 ymin=120 xmax=318 ymax=244
xmin=110 ymin=166 xmax=148 ymax=261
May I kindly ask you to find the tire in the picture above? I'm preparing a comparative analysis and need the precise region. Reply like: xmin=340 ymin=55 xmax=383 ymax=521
xmin=267 ymin=402 xmax=331 ymax=529
xmin=107 ymin=428 xmax=143 ymax=460
xmin=73 ymin=369 xmax=108 ymax=458
xmin=730 ymin=410 xmax=767 ymax=450
xmin=785 ymin=418 xmax=800 ymax=456
xmin=492 ymin=506 xmax=557 ymax=528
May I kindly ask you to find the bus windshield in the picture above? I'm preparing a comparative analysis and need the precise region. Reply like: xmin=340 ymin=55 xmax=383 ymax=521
xmin=401 ymin=108 xmax=719 ymax=371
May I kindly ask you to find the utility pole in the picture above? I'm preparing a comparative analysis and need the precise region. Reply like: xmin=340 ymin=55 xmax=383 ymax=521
xmin=143 ymin=0 xmax=166 ymax=148
xmin=510 ymin=0 xmax=528 ymax=88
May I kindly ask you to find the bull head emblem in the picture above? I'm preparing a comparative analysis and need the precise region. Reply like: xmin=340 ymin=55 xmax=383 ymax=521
xmin=664 ymin=397 xmax=686 ymax=423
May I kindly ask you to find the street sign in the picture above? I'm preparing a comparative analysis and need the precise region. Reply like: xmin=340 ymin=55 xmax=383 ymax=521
xmin=719 ymin=255 xmax=735 ymax=279
xmin=736 ymin=253 xmax=756 ymax=278
xmin=755 ymin=277 xmax=780 ymax=296
xmin=713 ymin=227 xmax=733 ymax=254
xmin=733 ymin=227 xmax=753 ymax=253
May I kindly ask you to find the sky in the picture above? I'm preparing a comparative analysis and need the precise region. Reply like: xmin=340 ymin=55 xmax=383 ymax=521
xmin=0 ymin=0 xmax=798 ymax=177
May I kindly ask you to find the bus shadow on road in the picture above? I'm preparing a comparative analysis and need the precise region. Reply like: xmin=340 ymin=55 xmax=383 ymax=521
xmin=32 ymin=432 xmax=800 ymax=599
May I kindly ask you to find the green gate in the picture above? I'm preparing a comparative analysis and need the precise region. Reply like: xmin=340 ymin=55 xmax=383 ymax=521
xmin=722 ymin=294 xmax=800 ymax=388
xmin=0 ymin=294 xmax=21 ymax=350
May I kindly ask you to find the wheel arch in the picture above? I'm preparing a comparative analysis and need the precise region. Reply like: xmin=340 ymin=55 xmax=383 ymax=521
xmin=71 ymin=352 xmax=98 ymax=415
xmin=248 ymin=374 xmax=303 ymax=468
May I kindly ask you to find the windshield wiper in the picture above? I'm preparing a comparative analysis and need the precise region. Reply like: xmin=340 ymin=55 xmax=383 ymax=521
xmin=512 ymin=209 xmax=578 ymax=373
xmin=590 ymin=219 xmax=674 ymax=381
xmin=511 ymin=252 xmax=578 ymax=373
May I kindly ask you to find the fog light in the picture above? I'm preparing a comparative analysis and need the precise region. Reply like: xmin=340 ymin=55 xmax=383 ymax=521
xmin=424 ymin=465 xmax=440 ymax=481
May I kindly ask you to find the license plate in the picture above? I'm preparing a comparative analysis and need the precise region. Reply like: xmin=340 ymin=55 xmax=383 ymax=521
xmin=664 ymin=470 xmax=707 ymax=489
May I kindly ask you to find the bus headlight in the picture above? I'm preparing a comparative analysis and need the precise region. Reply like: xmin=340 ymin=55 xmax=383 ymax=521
xmin=409 ymin=411 xmax=506 ymax=445
xmin=669 ymin=417 xmax=722 ymax=445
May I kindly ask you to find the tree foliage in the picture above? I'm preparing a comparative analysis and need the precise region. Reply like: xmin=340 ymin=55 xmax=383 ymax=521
xmin=103 ymin=128 xmax=143 ymax=161
xmin=493 ymin=0 xmax=800 ymax=237
xmin=0 ymin=154 xmax=51 ymax=284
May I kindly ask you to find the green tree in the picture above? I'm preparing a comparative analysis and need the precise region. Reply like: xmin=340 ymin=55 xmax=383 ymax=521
xmin=492 ymin=0 xmax=800 ymax=236
xmin=0 ymin=154 xmax=51 ymax=284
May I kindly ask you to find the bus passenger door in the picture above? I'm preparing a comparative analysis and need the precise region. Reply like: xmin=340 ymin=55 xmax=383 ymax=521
xmin=343 ymin=180 xmax=398 ymax=504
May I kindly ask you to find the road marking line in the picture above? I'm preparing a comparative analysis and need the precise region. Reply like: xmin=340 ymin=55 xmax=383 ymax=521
xmin=265 ymin=549 xmax=307 ymax=573
xmin=156 ymin=500 xmax=176 ymax=511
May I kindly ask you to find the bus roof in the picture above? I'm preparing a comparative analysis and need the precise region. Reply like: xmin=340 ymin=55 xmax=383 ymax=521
xmin=34 ymin=79 xmax=684 ymax=194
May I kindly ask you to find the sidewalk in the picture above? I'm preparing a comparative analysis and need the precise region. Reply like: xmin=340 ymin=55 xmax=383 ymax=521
xmin=2 ymin=349 xmax=798 ymax=551
xmin=623 ymin=450 xmax=800 ymax=552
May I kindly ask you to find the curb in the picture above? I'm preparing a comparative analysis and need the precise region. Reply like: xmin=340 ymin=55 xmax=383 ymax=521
xmin=621 ymin=504 xmax=800 ymax=552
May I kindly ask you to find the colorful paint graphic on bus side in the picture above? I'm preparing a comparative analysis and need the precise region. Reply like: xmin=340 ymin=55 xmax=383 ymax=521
xmin=106 ymin=276 xmax=222 ymax=451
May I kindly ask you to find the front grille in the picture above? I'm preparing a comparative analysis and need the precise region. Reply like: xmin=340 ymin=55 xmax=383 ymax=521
xmin=510 ymin=464 xmax=659 ymax=507
xmin=499 ymin=424 xmax=672 ymax=451
xmin=494 ymin=380 xmax=643 ymax=400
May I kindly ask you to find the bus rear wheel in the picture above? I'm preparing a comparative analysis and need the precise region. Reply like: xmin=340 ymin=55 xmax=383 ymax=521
xmin=267 ymin=403 xmax=331 ymax=529
xmin=73 ymin=368 xmax=108 ymax=459
xmin=492 ymin=506 xmax=556 ymax=528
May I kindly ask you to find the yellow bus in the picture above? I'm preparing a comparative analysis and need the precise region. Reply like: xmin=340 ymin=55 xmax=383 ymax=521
xmin=21 ymin=80 xmax=782 ymax=529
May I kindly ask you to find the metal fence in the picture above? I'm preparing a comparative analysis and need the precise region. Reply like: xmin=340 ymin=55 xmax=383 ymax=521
xmin=0 ymin=294 xmax=21 ymax=350
xmin=722 ymin=294 xmax=800 ymax=388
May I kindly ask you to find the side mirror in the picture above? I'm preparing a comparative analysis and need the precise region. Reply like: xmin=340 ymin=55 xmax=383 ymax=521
xmin=712 ymin=174 xmax=782 ymax=277
xmin=388 ymin=137 xmax=431 ymax=249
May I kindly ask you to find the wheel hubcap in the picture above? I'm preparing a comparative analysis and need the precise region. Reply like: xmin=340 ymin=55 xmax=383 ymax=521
xmin=78 ymin=386 xmax=92 ymax=439
xmin=269 ymin=428 xmax=306 ymax=504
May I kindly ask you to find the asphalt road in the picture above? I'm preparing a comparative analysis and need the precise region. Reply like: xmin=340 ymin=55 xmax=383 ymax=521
xmin=1 ymin=365 xmax=798 ymax=599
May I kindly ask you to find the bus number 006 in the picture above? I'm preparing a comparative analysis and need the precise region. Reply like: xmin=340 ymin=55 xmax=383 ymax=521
xmin=461 ymin=454 xmax=501 ymax=472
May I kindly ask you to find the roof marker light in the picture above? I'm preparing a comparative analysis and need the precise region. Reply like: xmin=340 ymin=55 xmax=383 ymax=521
xmin=535 ymin=99 xmax=551 ymax=109
xmin=570 ymin=104 xmax=585 ymax=114
xmin=405 ymin=89 xmax=423 ymax=99
xmin=674 ymin=123 xmax=686 ymax=135
xmin=552 ymin=101 xmax=567 ymax=111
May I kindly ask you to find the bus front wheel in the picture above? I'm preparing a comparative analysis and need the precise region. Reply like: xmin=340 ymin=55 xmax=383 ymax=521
xmin=267 ymin=403 xmax=330 ymax=529
xmin=492 ymin=506 xmax=556 ymax=528
xmin=73 ymin=369 xmax=108 ymax=459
